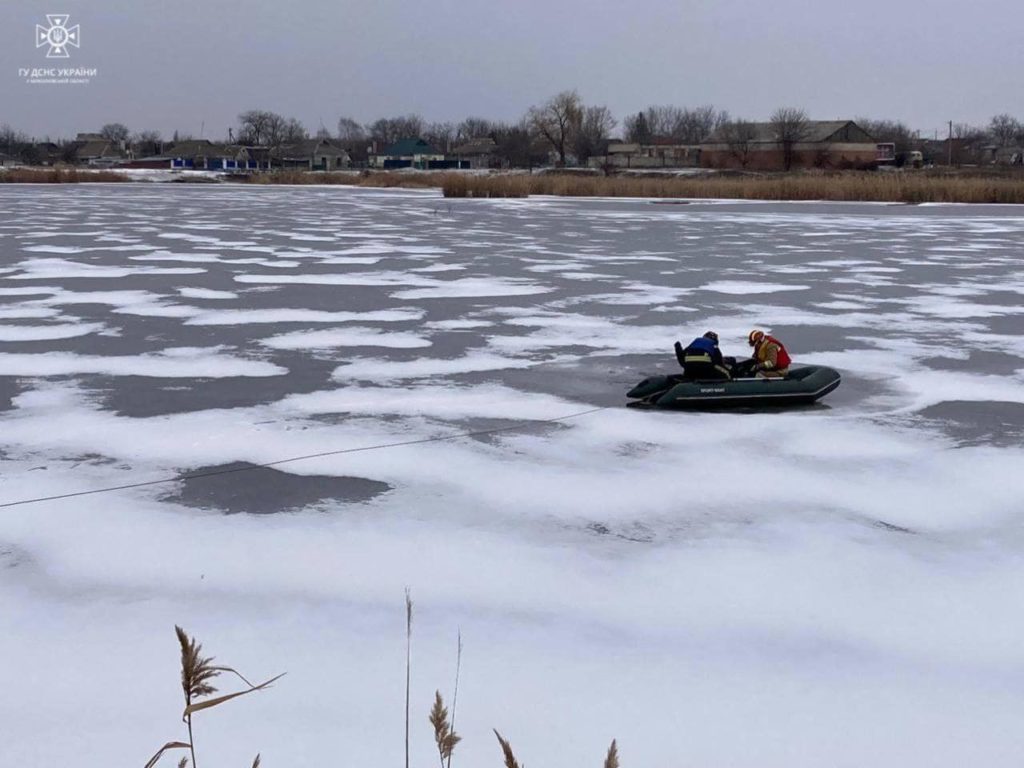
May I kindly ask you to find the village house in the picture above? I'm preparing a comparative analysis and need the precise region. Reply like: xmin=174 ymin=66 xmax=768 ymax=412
xmin=274 ymin=138 xmax=350 ymax=170
xmin=450 ymin=137 xmax=499 ymax=169
xmin=588 ymin=138 xmax=702 ymax=170
xmin=71 ymin=133 xmax=129 ymax=166
xmin=162 ymin=140 xmax=261 ymax=171
xmin=978 ymin=144 xmax=1024 ymax=166
xmin=371 ymin=138 xmax=461 ymax=169
xmin=30 ymin=142 xmax=63 ymax=165
xmin=700 ymin=120 xmax=878 ymax=170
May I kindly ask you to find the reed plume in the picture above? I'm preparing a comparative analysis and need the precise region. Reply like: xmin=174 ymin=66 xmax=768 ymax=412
xmin=604 ymin=739 xmax=619 ymax=768
xmin=144 ymin=627 xmax=284 ymax=768
xmin=429 ymin=691 xmax=461 ymax=768
xmin=177 ymin=625 xmax=217 ymax=768
xmin=493 ymin=730 xmax=522 ymax=768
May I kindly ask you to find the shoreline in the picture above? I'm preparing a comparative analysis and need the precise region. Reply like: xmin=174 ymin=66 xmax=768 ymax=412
xmin=3 ymin=166 xmax=1024 ymax=204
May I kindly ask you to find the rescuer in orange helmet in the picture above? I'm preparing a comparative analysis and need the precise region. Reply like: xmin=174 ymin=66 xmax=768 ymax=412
xmin=747 ymin=329 xmax=791 ymax=378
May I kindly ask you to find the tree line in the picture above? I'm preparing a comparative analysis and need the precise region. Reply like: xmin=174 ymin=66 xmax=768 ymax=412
xmin=3 ymin=94 xmax=1023 ymax=167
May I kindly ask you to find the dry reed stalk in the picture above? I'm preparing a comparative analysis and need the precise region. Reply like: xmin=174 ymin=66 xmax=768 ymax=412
xmin=405 ymin=589 xmax=413 ymax=768
xmin=429 ymin=691 xmax=462 ymax=768
xmin=604 ymin=739 xmax=619 ymax=768
xmin=493 ymin=730 xmax=522 ymax=768
xmin=149 ymin=626 xmax=283 ymax=768
xmin=446 ymin=630 xmax=462 ymax=768
xmin=143 ymin=742 xmax=191 ymax=768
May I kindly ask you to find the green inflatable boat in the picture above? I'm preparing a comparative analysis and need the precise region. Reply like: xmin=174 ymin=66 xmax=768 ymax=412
xmin=627 ymin=365 xmax=842 ymax=409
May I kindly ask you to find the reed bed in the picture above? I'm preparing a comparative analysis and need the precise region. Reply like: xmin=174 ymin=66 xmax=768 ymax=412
xmin=0 ymin=167 xmax=129 ymax=183
xmin=245 ymin=170 xmax=455 ymax=188
xmin=441 ymin=171 xmax=1024 ymax=204
xmin=145 ymin=607 xmax=621 ymax=768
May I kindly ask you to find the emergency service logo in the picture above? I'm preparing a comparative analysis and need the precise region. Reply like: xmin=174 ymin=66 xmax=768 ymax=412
xmin=19 ymin=13 xmax=96 ymax=85
xmin=35 ymin=14 xmax=80 ymax=58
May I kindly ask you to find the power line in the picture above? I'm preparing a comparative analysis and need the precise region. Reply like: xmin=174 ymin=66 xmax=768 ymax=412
xmin=0 ymin=406 xmax=608 ymax=510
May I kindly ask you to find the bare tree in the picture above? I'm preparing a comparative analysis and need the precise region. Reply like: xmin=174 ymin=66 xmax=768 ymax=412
xmin=0 ymin=124 xmax=29 ymax=153
xmin=456 ymin=117 xmax=494 ymax=143
xmin=623 ymin=105 xmax=728 ymax=144
xmin=951 ymin=122 xmax=985 ymax=141
xmin=265 ymin=114 xmax=288 ymax=146
xmin=0 ymin=124 xmax=36 ymax=163
xmin=857 ymin=117 xmax=915 ymax=155
xmin=676 ymin=106 xmax=729 ymax=144
xmin=100 ymin=123 xmax=130 ymax=143
xmin=623 ymin=111 xmax=652 ymax=144
xmin=770 ymin=107 xmax=809 ymax=171
xmin=720 ymin=119 xmax=759 ymax=168
xmin=281 ymin=117 xmax=308 ymax=144
xmin=236 ymin=111 xmax=305 ymax=147
xmin=132 ymin=130 xmax=162 ymax=156
xmin=573 ymin=105 xmax=616 ymax=166
xmin=336 ymin=117 xmax=365 ymax=142
xmin=988 ymin=114 xmax=1021 ymax=146
xmin=640 ymin=106 xmax=684 ymax=138
xmin=237 ymin=110 xmax=274 ymax=145
xmin=369 ymin=115 xmax=426 ymax=147
xmin=424 ymin=121 xmax=456 ymax=153
xmin=528 ymin=90 xmax=583 ymax=166
xmin=492 ymin=120 xmax=545 ymax=169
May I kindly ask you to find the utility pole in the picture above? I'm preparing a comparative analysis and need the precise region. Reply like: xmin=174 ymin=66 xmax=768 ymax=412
xmin=948 ymin=120 xmax=953 ymax=166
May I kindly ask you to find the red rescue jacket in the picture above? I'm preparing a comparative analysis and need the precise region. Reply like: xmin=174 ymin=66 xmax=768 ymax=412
xmin=755 ymin=335 xmax=792 ymax=369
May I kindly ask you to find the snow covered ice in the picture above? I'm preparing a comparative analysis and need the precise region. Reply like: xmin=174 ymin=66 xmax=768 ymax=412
xmin=1 ymin=185 xmax=1024 ymax=767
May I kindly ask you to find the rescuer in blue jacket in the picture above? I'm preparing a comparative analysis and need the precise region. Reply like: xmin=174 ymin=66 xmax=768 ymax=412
xmin=674 ymin=331 xmax=732 ymax=380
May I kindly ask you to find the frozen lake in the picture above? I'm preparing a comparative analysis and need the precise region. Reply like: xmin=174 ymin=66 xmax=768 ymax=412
xmin=2 ymin=185 xmax=1023 ymax=767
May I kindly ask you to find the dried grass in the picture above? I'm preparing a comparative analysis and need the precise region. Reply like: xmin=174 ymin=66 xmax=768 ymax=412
xmin=441 ymin=170 xmax=1024 ymax=203
xmin=246 ymin=170 xmax=451 ymax=188
xmin=0 ymin=167 xmax=128 ymax=183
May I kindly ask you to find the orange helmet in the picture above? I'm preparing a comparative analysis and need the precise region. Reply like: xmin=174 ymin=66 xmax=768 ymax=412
xmin=747 ymin=329 xmax=764 ymax=346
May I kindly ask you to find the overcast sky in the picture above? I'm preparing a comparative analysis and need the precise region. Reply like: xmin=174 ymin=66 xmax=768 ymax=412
xmin=3 ymin=0 xmax=1023 ymax=141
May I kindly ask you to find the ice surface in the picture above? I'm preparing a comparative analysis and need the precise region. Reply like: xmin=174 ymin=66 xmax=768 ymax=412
xmin=0 ymin=349 xmax=286 ymax=377
xmin=178 ymin=287 xmax=239 ymax=300
xmin=2 ymin=187 xmax=1024 ymax=768
xmin=260 ymin=327 xmax=432 ymax=350
xmin=332 ymin=350 xmax=559 ymax=380
xmin=0 ymin=322 xmax=105 ymax=342
xmin=184 ymin=308 xmax=424 ymax=325
xmin=700 ymin=279 xmax=812 ymax=294
xmin=9 ymin=257 xmax=206 ymax=279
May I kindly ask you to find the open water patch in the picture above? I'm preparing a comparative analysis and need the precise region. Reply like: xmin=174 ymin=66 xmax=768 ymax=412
xmin=0 ymin=379 xmax=20 ymax=411
xmin=162 ymin=461 xmax=391 ymax=514
xmin=917 ymin=400 xmax=1024 ymax=447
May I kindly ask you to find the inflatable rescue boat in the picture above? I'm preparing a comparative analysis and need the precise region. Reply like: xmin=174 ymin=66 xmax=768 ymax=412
xmin=627 ymin=365 xmax=841 ymax=409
